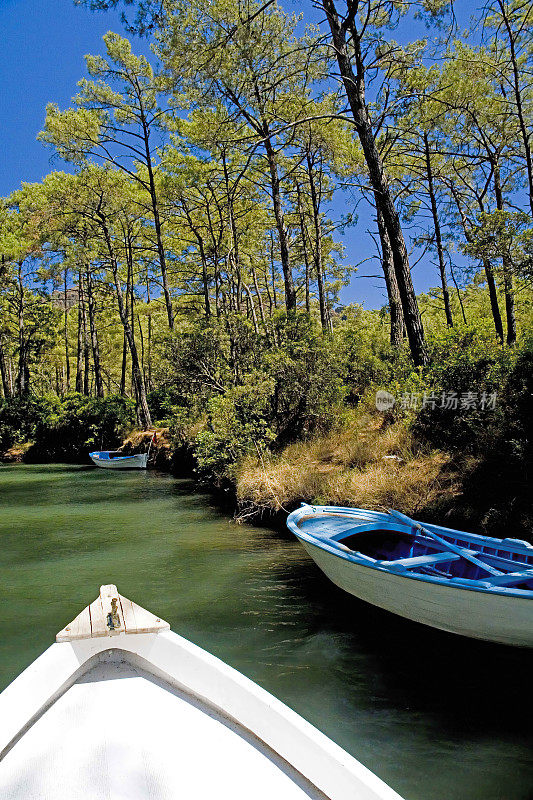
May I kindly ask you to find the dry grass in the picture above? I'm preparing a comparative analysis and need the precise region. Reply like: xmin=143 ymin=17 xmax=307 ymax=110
xmin=1 ymin=441 xmax=32 ymax=463
xmin=121 ymin=428 xmax=173 ymax=467
xmin=236 ymin=412 xmax=460 ymax=518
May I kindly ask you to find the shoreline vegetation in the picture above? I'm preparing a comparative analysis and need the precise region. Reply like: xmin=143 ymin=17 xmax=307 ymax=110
xmin=1 ymin=321 xmax=531 ymax=538
xmin=0 ymin=1 xmax=532 ymax=538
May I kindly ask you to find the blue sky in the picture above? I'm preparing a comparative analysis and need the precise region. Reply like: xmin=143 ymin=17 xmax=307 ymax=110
xmin=1 ymin=0 xmax=477 ymax=308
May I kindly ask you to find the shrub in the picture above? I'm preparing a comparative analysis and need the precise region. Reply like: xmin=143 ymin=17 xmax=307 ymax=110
xmin=194 ymin=379 xmax=276 ymax=483
xmin=411 ymin=326 xmax=515 ymax=451
xmin=26 ymin=393 xmax=136 ymax=462
xmin=191 ymin=312 xmax=346 ymax=482
xmin=0 ymin=395 xmax=58 ymax=452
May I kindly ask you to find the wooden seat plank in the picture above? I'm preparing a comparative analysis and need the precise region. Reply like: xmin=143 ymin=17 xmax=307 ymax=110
xmin=485 ymin=570 xmax=533 ymax=587
xmin=379 ymin=552 xmax=461 ymax=569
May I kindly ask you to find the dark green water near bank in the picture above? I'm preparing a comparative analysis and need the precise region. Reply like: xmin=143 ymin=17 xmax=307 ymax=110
xmin=1 ymin=464 xmax=532 ymax=799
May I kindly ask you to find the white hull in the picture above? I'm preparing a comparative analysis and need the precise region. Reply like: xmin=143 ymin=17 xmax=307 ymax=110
xmin=302 ymin=541 xmax=533 ymax=647
xmin=0 ymin=586 xmax=403 ymax=800
xmin=90 ymin=453 xmax=148 ymax=469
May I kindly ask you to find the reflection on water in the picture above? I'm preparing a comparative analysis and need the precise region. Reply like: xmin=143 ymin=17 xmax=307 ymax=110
xmin=1 ymin=464 xmax=532 ymax=799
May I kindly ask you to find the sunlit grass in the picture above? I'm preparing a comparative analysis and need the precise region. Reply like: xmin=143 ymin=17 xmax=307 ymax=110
xmin=236 ymin=411 xmax=459 ymax=517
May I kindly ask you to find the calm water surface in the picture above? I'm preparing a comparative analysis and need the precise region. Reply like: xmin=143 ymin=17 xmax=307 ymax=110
xmin=1 ymin=464 xmax=532 ymax=800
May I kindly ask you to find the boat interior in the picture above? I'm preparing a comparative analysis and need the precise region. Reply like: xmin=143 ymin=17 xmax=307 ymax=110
xmin=0 ymin=658 xmax=327 ymax=800
xmin=300 ymin=515 xmax=533 ymax=590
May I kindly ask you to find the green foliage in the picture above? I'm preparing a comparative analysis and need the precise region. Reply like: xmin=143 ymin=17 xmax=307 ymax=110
xmin=451 ymin=337 xmax=533 ymax=535
xmin=333 ymin=306 xmax=402 ymax=403
xmin=25 ymin=394 xmax=136 ymax=462
xmin=463 ymin=211 xmax=533 ymax=275
xmin=0 ymin=395 xmax=57 ymax=452
xmin=158 ymin=311 xmax=345 ymax=482
xmin=411 ymin=326 xmax=514 ymax=450
xmin=194 ymin=380 xmax=276 ymax=483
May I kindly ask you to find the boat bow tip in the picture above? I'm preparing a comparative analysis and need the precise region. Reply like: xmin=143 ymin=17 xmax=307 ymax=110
xmin=56 ymin=584 xmax=170 ymax=643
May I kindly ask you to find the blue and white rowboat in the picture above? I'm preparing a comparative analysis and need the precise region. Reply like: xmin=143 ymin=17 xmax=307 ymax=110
xmin=287 ymin=504 xmax=533 ymax=647
xmin=89 ymin=451 xmax=148 ymax=469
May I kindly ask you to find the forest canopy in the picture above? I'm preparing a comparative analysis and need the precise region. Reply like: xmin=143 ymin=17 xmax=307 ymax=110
xmin=0 ymin=0 xmax=532 ymax=502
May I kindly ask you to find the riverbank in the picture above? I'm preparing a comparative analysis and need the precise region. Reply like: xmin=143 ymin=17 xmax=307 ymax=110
xmin=234 ymin=412 xmax=459 ymax=520
xmin=99 ymin=413 xmax=492 ymax=538
xmin=0 ymin=413 xmax=524 ymax=540
xmin=1 ymin=380 xmax=531 ymax=540
xmin=0 ymin=413 xmax=455 ymax=524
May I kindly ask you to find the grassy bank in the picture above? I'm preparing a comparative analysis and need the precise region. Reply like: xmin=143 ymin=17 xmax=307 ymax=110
xmin=235 ymin=412 xmax=458 ymax=521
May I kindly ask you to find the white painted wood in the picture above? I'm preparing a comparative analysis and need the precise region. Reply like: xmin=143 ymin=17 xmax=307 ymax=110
xmin=57 ymin=586 xmax=170 ymax=642
xmin=1 ymin=661 xmax=325 ymax=800
xmin=99 ymin=584 xmax=123 ymax=635
xmin=0 ymin=589 xmax=404 ymax=800
xmin=301 ymin=540 xmax=533 ymax=647
xmin=56 ymin=605 xmax=91 ymax=642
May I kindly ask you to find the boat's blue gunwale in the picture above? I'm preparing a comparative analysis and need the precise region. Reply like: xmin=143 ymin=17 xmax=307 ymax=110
xmin=290 ymin=503 xmax=533 ymax=556
xmin=89 ymin=451 xmax=139 ymax=462
xmin=287 ymin=504 xmax=533 ymax=600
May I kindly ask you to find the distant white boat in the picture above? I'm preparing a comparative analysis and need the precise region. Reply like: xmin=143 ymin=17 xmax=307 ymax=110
xmin=0 ymin=584 xmax=403 ymax=800
xmin=89 ymin=450 xmax=148 ymax=469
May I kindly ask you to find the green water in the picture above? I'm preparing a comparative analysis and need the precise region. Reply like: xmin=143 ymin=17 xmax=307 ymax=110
xmin=1 ymin=464 xmax=532 ymax=799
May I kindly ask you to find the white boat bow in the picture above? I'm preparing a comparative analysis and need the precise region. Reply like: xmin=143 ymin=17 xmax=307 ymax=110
xmin=0 ymin=585 xmax=404 ymax=800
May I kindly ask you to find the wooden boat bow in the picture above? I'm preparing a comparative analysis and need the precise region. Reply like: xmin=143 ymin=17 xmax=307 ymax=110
xmin=56 ymin=584 xmax=170 ymax=641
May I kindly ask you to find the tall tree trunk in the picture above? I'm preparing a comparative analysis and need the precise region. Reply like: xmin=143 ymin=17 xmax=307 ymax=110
xmin=423 ymin=133 xmax=453 ymax=327
xmin=99 ymin=216 xmax=152 ymax=427
xmin=63 ymin=268 xmax=70 ymax=391
xmin=377 ymin=205 xmax=404 ymax=349
xmin=137 ymin=315 xmax=145 ymax=386
xmin=200 ymin=249 xmax=211 ymax=318
xmin=270 ymin=233 xmax=278 ymax=309
xmin=263 ymin=135 xmax=296 ymax=311
xmin=7 ymin=356 xmax=13 ymax=397
xmin=484 ymin=260 xmax=504 ymax=343
xmin=85 ymin=268 xmax=104 ymax=398
xmin=16 ymin=264 xmax=29 ymax=396
xmin=251 ymin=266 xmax=266 ymax=328
xmin=306 ymin=151 xmax=332 ymax=333
xmin=451 ymin=186 xmax=503 ymax=341
xmin=76 ymin=268 xmax=85 ymax=393
xmin=182 ymin=200 xmax=211 ymax=318
xmin=139 ymin=109 xmax=174 ymax=329
xmin=120 ymin=334 xmax=128 ymax=397
xmin=494 ymin=163 xmax=517 ymax=344
xmin=497 ymin=0 xmax=533 ymax=218
xmin=82 ymin=298 xmax=90 ymax=397
xmin=222 ymin=152 xmax=243 ymax=313
xmin=242 ymin=284 xmax=259 ymax=334
xmin=146 ymin=273 xmax=152 ymax=392
xmin=321 ymin=0 xmax=428 ymax=365
xmin=264 ymin=264 xmax=273 ymax=316
xmin=296 ymin=182 xmax=311 ymax=313
xmin=449 ymin=263 xmax=468 ymax=325
xmin=0 ymin=333 xmax=11 ymax=399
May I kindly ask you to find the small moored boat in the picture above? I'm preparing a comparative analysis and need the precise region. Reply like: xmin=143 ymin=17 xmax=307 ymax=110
xmin=0 ymin=584 xmax=404 ymax=800
xmin=89 ymin=450 xmax=149 ymax=469
xmin=89 ymin=433 xmax=155 ymax=469
xmin=287 ymin=504 xmax=533 ymax=647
